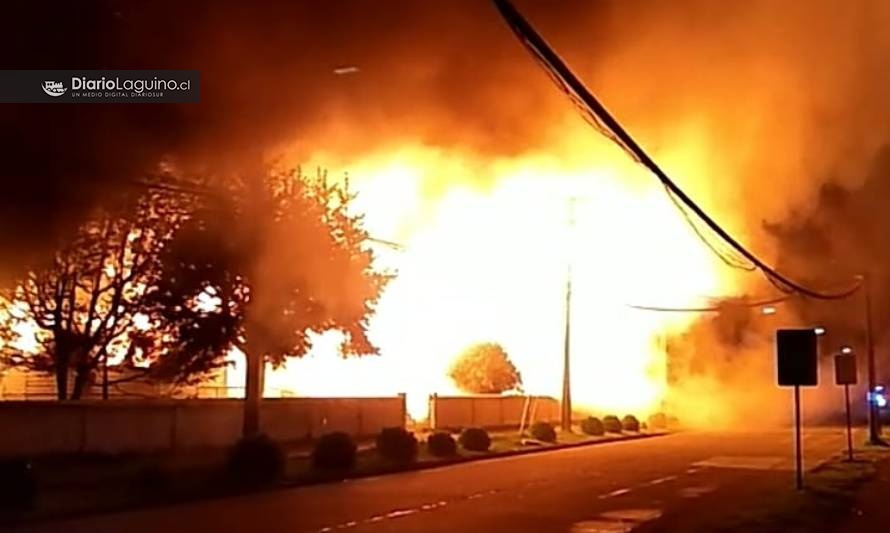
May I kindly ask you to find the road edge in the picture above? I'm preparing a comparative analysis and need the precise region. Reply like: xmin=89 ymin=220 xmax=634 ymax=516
xmin=2 ymin=431 xmax=670 ymax=528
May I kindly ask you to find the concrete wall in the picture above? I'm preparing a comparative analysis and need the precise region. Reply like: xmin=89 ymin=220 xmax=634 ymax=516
xmin=0 ymin=396 xmax=405 ymax=457
xmin=429 ymin=394 xmax=560 ymax=430
xmin=0 ymin=367 xmax=229 ymax=400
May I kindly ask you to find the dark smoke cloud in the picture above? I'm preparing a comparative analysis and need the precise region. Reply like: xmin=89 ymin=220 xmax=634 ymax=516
xmin=3 ymin=0 xmax=890 ymax=281
xmin=0 ymin=0 xmax=602 ymax=273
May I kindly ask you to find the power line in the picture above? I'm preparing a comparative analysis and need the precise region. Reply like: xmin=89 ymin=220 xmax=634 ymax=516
xmin=662 ymin=185 xmax=755 ymax=272
xmin=366 ymin=237 xmax=406 ymax=251
xmin=128 ymin=177 xmax=408 ymax=251
xmin=126 ymin=176 xmax=220 ymax=198
xmin=627 ymin=294 xmax=792 ymax=313
xmin=491 ymin=0 xmax=861 ymax=301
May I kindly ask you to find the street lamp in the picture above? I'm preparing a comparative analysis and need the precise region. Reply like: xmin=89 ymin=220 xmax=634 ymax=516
xmin=857 ymin=274 xmax=883 ymax=444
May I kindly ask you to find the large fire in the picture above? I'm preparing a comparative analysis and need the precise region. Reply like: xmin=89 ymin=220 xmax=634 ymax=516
xmin=236 ymin=119 xmax=741 ymax=419
xmin=1 ymin=117 xmax=743 ymax=420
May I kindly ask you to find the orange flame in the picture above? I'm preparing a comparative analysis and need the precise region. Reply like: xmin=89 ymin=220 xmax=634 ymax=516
xmin=256 ymin=121 xmax=740 ymax=420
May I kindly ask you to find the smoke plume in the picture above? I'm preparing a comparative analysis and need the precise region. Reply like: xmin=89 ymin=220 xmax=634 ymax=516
xmin=5 ymin=1 xmax=890 ymax=419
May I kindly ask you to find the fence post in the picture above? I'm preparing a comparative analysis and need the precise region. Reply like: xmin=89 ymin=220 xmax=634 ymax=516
xmin=470 ymin=397 xmax=476 ymax=427
xmin=170 ymin=403 xmax=179 ymax=451
xmin=398 ymin=393 xmax=407 ymax=428
xmin=429 ymin=393 xmax=437 ymax=430
xmin=79 ymin=403 xmax=88 ymax=454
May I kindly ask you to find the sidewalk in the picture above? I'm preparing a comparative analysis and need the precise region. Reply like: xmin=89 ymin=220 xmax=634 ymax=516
xmin=685 ymin=442 xmax=890 ymax=533
xmin=839 ymin=447 xmax=890 ymax=532
xmin=2 ymin=427 xmax=663 ymax=527
xmin=611 ymin=430 xmax=888 ymax=533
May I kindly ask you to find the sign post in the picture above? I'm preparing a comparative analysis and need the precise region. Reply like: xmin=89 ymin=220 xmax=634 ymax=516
xmin=777 ymin=328 xmax=819 ymax=490
xmin=834 ymin=352 xmax=858 ymax=461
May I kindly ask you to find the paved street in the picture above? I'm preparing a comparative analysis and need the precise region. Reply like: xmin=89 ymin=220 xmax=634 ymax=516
xmin=20 ymin=428 xmax=857 ymax=533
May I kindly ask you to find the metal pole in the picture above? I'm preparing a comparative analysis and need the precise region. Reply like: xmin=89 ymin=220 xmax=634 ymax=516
xmin=243 ymin=177 xmax=266 ymax=439
xmin=561 ymin=269 xmax=572 ymax=431
xmin=243 ymin=347 xmax=264 ymax=437
xmin=863 ymin=273 xmax=882 ymax=444
xmin=561 ymin=198 xmax=575 ymax=433
xmin=845 ymin=383 xmax=854 ymax=461
xmin=102 ymin=353 xmax=109 ymax=400
xmin=794 ymin=383 xmax=803 ymax=490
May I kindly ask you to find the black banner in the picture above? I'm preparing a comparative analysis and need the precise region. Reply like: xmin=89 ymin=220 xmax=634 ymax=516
xmin=0 ymin=70 xmax=200 ymax=103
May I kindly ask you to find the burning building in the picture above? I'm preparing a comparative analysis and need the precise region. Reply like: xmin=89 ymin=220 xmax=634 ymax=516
xmin=4 ymin=1 xmax=890 ymax=426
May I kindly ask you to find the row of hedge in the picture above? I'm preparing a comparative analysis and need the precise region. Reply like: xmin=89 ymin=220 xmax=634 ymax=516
xmin=228 ymin=413 xmax=674 ymax=486
xmin=579 ymin=412 xmax=671 ymax=436
xmin=522 ymin=414 xmax=647 ymax=442
xmin=225 ymin=426 xmax=497 ymax=487
xmin=523 ymin=412 xmax=673 ymax=443
xmin=3 ymin=414 xmax=676 ymax=511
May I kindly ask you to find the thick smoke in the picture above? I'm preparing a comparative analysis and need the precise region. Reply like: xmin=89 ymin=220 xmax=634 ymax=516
xmin=5 ymin=1 xmax=890 ymax=262
xmin=5 ymin=1 xmax=890 ymax=418
xmin=5 ymin=1 xmax=890 ymax=243
xmin=0 ymin=0 xmax=591 ymax=274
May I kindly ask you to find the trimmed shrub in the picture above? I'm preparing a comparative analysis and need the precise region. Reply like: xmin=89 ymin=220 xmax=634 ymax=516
xmin=580 ymin=416 xmax=605 ymax=436
xmin=137 ymin=463 xmax=170 ymax=495
xmin=376 ymin=427 xmax=418 ymax=464
xmin=427 ymin=432 xmax=458 ymax=457
xmin=0 ymin=458 xmax=36 ymax=511
xmin=312 ymin=432 xmax=357 ymax=471
xmin=647 ymin=412 xmax=668 ymax=430
xmin=459 ymin=427 xmax=492 ymax=452
xmin=226 ymin=433 xmax=285 ymax=486
xmin=603 ymin=415 xmax=623 ymax=433
xmin=528 ymin=421 xmax=557 ymax=443
xmin=622 ymin=415 xmax=641 ymax=432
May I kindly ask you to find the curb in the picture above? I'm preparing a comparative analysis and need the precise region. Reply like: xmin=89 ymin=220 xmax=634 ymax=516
xmin=1 ymin=431 xmax=670 ymax=528
xmin=282 ymin=430 xmax=669 ymax=485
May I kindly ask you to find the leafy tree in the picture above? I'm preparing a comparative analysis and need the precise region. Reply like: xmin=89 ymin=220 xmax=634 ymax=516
xmin=0 ymin=189 xmax=186 ymax=399
xmin=145 ymin=168 xmax=388 ymax=434
xmin=448 ymin=342 xmax=522 ymax=394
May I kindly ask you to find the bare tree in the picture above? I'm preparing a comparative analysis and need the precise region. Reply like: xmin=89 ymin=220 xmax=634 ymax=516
xmin=0 ymin=190 xmax=186 ymax=399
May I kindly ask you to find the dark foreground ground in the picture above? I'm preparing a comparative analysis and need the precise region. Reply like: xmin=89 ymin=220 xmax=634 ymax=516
xmin=15 ymin=428 xmax=876 ymax=533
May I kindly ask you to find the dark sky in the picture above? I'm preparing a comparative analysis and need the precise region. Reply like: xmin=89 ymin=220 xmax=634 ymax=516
xmin=3 ymin=0 xmax=890 ymax=279
xmin=0 ymin=1 xmax=613 ymax=270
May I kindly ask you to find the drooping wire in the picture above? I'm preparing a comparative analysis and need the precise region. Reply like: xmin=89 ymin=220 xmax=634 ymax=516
xmin=535 ymin=46 xmax=753 ymax=273
xmin=627 ymin=294 xmax=792 ymax=313
xmin=492 ymin=0 xmax=861 ymax=300
xmin=662 ymin=185 xmax=755 ymax=271
xmin=129 ymin=177 xmax=408 ymax=251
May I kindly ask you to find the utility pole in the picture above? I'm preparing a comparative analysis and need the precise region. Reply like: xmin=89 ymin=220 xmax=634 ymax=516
xmin=561 ymin=198 xmax=575 ymax=433
xmin=243 ymin=341 xmax=264 ymax=437
xmin=242 ymin=173 xmax=267 ymax=438
xmin=102 ymin=354 xmax=109 ymax=400
xmin=862 ymin=273 xmax=882 ymax=444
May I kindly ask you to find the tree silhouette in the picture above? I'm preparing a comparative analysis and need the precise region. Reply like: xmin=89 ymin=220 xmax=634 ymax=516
xmin=145 ymin=168 xmax=388 ymax=434
xmin=449 ymin=342 xmax=522 ymax=394
xmin=0 ymin=189 xmax=186 ymax=399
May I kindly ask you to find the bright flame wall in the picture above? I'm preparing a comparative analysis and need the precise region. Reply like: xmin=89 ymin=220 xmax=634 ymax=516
xmin=250 ymin=126 xmax=738 ymax=420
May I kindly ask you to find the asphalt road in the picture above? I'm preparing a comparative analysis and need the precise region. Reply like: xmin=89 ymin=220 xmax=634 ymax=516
xmin=19 ymin=428 xmax=856 ymax=533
